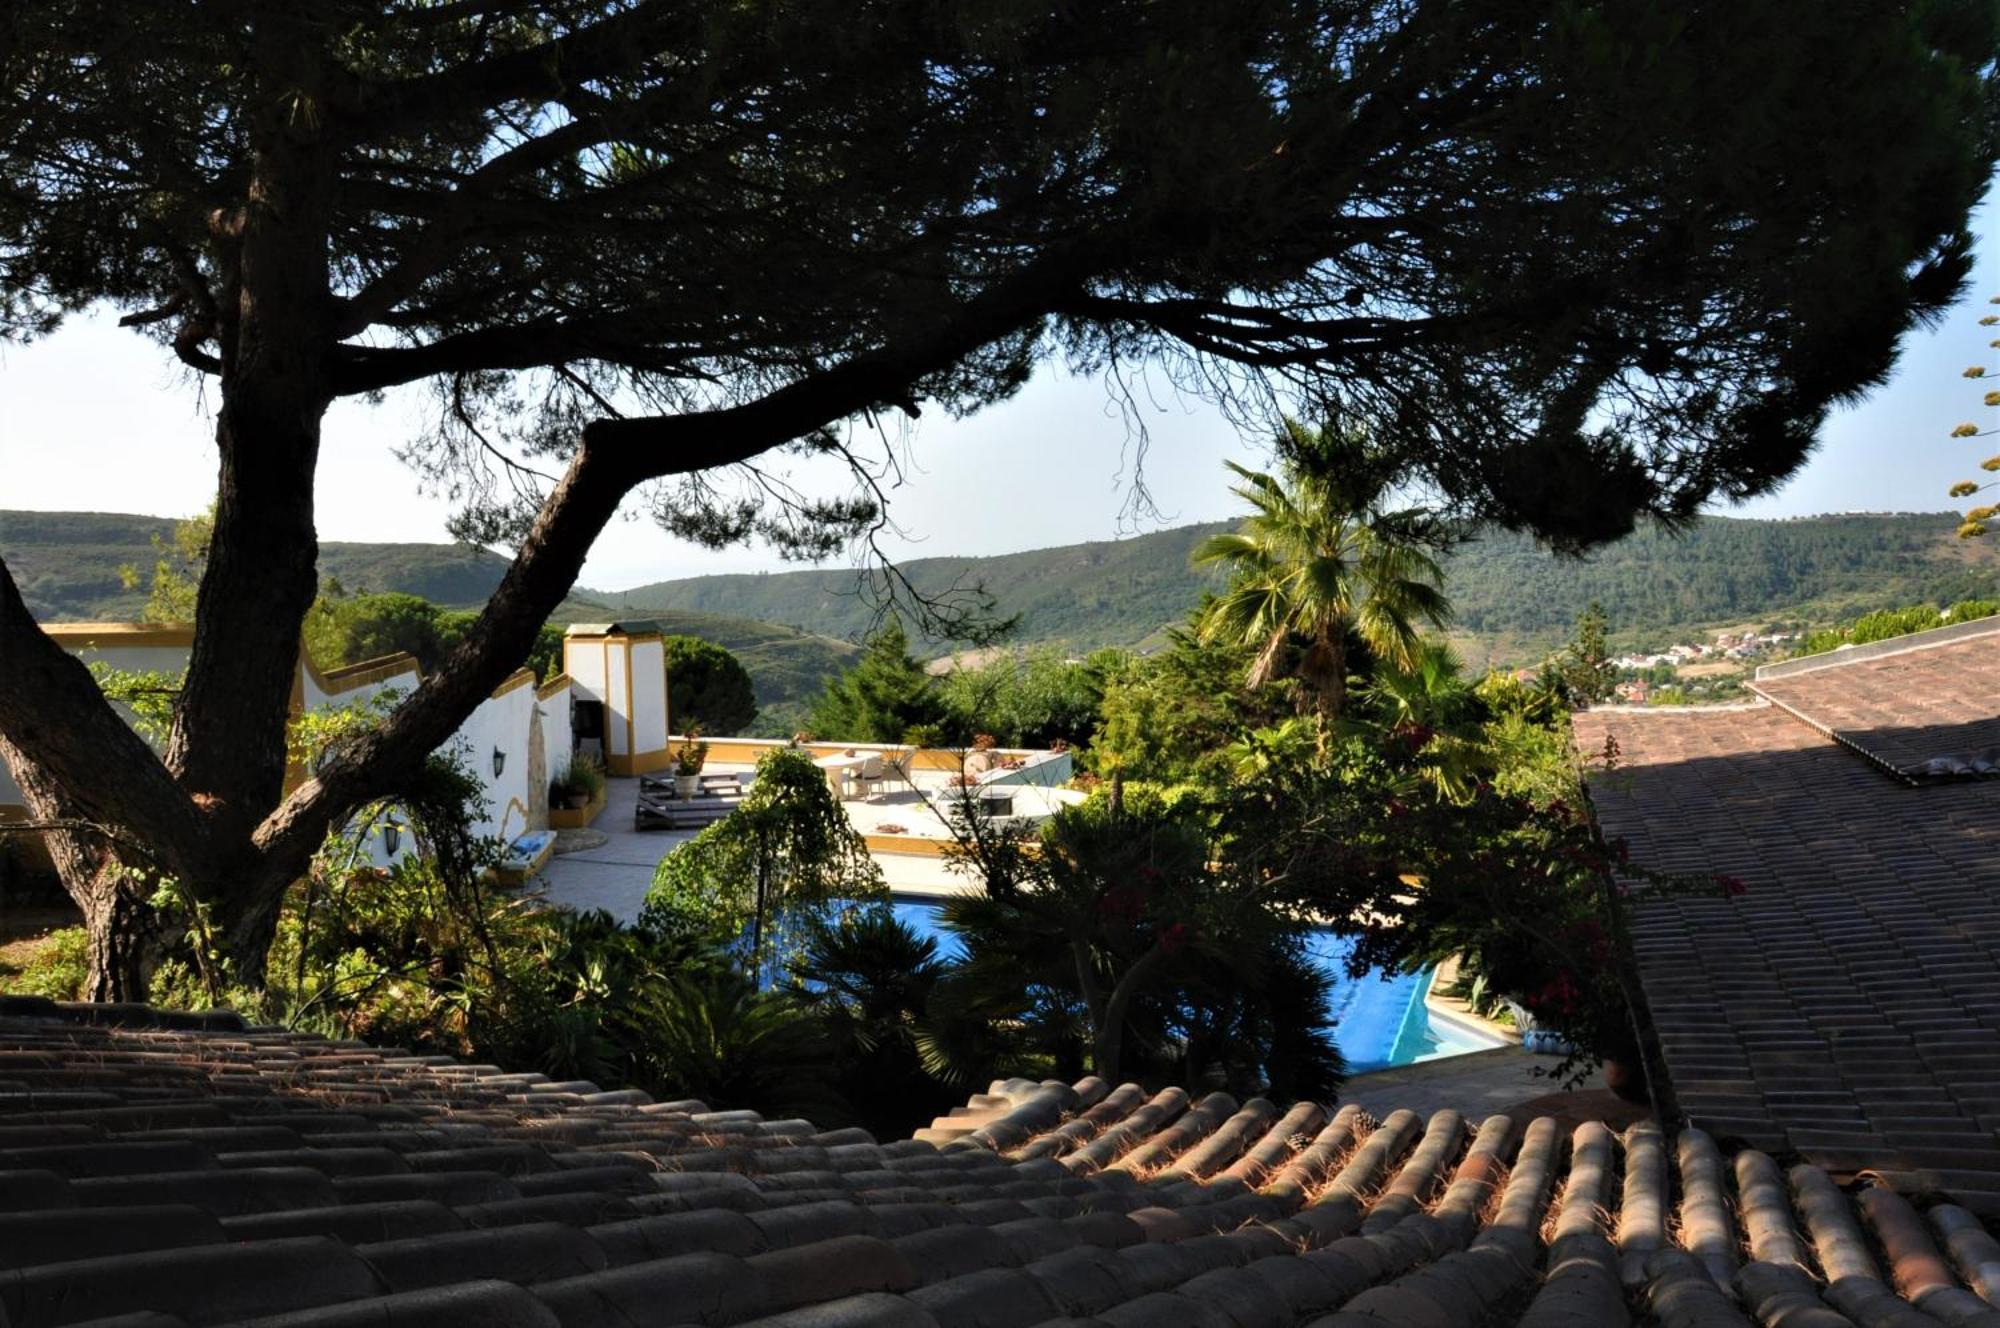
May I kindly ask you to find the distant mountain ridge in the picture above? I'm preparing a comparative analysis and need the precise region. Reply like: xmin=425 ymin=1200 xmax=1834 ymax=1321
xmin=607 ymin=511 xmax=2000 ymax=663
xmin=606 ymin=521 xmax=1237 ymax=654
xmin=0 ymin=509 xmax=859 ymax=725
xmin=7 ymin=507 xmax=2000 ymax=674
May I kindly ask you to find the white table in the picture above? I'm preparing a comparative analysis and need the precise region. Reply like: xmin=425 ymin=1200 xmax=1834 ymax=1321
xmin=813 ymin=752 xmax=868 ymax=799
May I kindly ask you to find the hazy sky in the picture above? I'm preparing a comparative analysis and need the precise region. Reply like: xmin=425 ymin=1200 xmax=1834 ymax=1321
xmin=1 ymin=205 xmax=1992 ymax=592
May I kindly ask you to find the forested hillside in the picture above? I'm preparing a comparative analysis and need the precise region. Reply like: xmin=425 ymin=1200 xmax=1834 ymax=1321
xmin=10 ymin=508 xmax=2000 ymax=676
xmin=612 ymin=512 xmax=2000 ymax=662
xmin=0 ymin=510 xmax=860 ymax=724
xmin=1446 ymin=514 xmax=2000 ymax=661
xmin=608 ymin=521 xmax=1235 ymax=653
xmin=0 ymin=510 xmax=521 ymax=620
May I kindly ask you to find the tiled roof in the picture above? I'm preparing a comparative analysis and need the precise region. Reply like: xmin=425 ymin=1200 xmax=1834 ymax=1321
xmin=0 ymin=1001 xmax=1995 ymax=1326
xmin=1575 ymin=629 xmax=2000 ymax=1209
xmin=1749 ymin=622 xmax=2000 ymax=780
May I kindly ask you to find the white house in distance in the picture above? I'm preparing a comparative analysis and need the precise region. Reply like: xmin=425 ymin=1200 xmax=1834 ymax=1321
xmin=0 ymin=622 xmax=681 ymax=861
xmin=559 ymin=622 xmax=671 ymax=775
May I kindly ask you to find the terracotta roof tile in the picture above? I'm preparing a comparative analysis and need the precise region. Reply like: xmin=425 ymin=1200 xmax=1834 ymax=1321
xmin=0 ymin=1003 xmax=1996 ymax=1324
xmin=1575 ymin=654 xmax=2000 ymax=1196
xmin=1750 ymin=622 xmax=2000 ymax=779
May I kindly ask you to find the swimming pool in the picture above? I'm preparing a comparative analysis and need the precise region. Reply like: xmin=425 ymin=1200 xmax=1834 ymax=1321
xmin=891 ymin=899 xmax=1500 ymax=1074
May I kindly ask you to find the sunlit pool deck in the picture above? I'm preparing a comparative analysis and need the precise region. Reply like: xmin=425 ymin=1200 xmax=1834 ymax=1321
xmin=537 ymin=768 xmax=1510 ymax=1074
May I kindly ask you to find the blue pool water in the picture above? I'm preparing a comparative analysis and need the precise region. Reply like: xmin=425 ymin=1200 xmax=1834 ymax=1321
xmin=891 ymin=900 xmax=1495 ymax=1073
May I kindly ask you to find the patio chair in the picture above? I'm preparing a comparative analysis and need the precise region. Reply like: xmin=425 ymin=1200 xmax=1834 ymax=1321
xmin=861 ymin=749 xmax=915 ymax=801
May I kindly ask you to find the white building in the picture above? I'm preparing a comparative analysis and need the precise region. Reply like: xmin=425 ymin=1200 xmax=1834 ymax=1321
xmin=0 ymin=622 xmax=643 ymax=859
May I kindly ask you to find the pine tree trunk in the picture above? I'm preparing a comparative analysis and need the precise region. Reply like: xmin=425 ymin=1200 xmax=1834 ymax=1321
xmin=81 ymin=883 xmax=158 ymax=1003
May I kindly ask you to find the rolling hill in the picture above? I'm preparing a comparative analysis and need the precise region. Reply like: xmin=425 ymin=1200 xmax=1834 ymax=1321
xmin=0 ymin=510 xmax=860 ymax=727
xmin=10 ymin=507 xmax=2000 ymax=689
xmin=607 ymin=511 xmax=2000 ymax=664
xmin=607 ymin=521 xmax=1236 ymax=655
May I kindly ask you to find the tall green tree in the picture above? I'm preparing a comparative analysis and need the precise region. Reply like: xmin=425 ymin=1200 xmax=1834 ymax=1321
xmin=1194 ymin=419 xmax=1452 ymax=723
xmin=0 ymin=2 xmax=1992 ymax=995
xmin=663 ymin=636 xmax=758 ymax=737
xmin=118 ymin=505 xmax=214 ymax=624
xmin=809 ymin=620 xmax=947 ymax=743
xmin=644 ymin=748 xmax=884 ymax=985
xmin=1559 ymin=602 xmax=1616 ymax=706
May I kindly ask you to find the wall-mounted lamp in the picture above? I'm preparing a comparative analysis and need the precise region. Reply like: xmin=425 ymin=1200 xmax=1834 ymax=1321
xmin=492 ymin=746 xmax=507 ymax=778
xmin=383 ymin=821 xmax=402 ymax=856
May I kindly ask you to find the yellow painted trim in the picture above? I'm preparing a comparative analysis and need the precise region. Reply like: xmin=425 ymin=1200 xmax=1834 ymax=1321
xmin=863 ymin=834 xmax=951 ymax=858
xmin=606 ymin=748 xmax=674 ymax=776
xmin=497 ymin=795 xmax=531 ymax=841
xmin=548 ymin=786 xmax=605 ymax=830
xmin=621 ymin=641 xmax=638 ymax=757
xmin=489 ymin=667 xmax=535 ymax=700
xmin=316 ymin=652 xmax=422 ymax=697
xmin=39 ymin=623 xmax=195 ymax=649
xmin=862 ymin=834 xmax=1042 ymax=860
xmin=604 ymin=640 xmax=617 ymax=755
xmin=686 ymin=738 xmax=1051 ymax=772
xmin=701 ymin=740 xmax=770 ymax=764
xmin=536 ymin=672 xmax=572 ymax=701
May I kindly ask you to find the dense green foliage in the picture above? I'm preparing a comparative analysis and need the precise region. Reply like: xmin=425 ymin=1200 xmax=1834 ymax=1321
xmin=644 ymin=748 xmax=886 ymax=984
xmin=806 ymin=620 xmax=948 ymax=744
xmin=0 ymin=926 xmax=88 ymax=999
xmin=1194 ymin=420 xmax=1450 ymax=721
xmin=935 ymin=786 xmax=1348 ymax=1094
xmin=663 ymin=636 xmax=758 ymax=736
xmin=16 ymin=507 xmax=2000 ymax=678
xmin=1557 ymin=604 xmax=1615 ymax=704
xmin=934 ymin=648 xmax=1115 ymax=750
xmin=609 ymin=512 xmax=2000 ymax=663
xmin=1795 ymin=597 xmax=2000 ymax=656
xmin=304 ymin=591 xmax=565 ymax=680
xmin=1089 ymin=623 xmax=1294 ymax=784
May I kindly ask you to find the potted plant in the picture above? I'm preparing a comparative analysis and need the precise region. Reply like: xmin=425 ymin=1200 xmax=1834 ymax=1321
xmin=549 ymin=773 xmax=588 ymax=810
xmin=673 ymin=728 xmax=709 ymax=799
xmin=548 ymin=753 xmax=605 ymax=827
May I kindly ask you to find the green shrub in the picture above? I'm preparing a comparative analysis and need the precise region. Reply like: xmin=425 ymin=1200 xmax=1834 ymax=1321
xmin=1798 ymin=597 xmax=1999 ymax=656
xmin=552 ymin=752 xmax=605 ymax=803
xmin=2 ymin=928 xmax=88 ymax=1000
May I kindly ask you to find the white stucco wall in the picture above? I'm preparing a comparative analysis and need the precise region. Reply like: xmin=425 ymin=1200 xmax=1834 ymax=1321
xmin=446 ymin=679 xmax=538 ymax=843
xmin=302 ymin=663 xmax=420 ymax=713
xmin=0 ymin=637 xmax=197 ymax=807
xmin=539 ymin=681 xmax=575 ymax=784
xmin=563 ymin=637 xmax=607 ymax=701
xmin=629 ymin=638 xmax=667 ymax=757
xmin=3 ymin=632 xmax=561 ymax=859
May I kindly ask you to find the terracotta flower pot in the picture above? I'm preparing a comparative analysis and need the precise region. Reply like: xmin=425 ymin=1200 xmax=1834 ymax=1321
xmin=1604 ymin=1057 xmax=1651 ymax=1105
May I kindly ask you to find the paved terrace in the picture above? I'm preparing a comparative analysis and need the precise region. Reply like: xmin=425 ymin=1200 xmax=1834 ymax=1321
xmin=538 ymin=764 xmax=1069 ymax=920
xmin=0 ymin=999 xmax=1994 ymax=1326
xmin=1575 ymin=620 xmax=2000 ymax=1208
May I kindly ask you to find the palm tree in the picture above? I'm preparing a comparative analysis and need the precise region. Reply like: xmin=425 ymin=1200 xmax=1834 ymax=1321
xmin=1194 ymin=418 xmax=1451 ymax=723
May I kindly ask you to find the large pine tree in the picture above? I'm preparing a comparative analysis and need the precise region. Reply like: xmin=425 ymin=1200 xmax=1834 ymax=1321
xmin=809 ymin=621 xmax=948 ymax=745
xmin=0 ymin=1 xmax=1994 ymax=994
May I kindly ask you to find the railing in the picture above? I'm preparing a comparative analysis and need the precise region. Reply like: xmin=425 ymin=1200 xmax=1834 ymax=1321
xmin=685 ymin=736 xmax=1072 ymax=786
